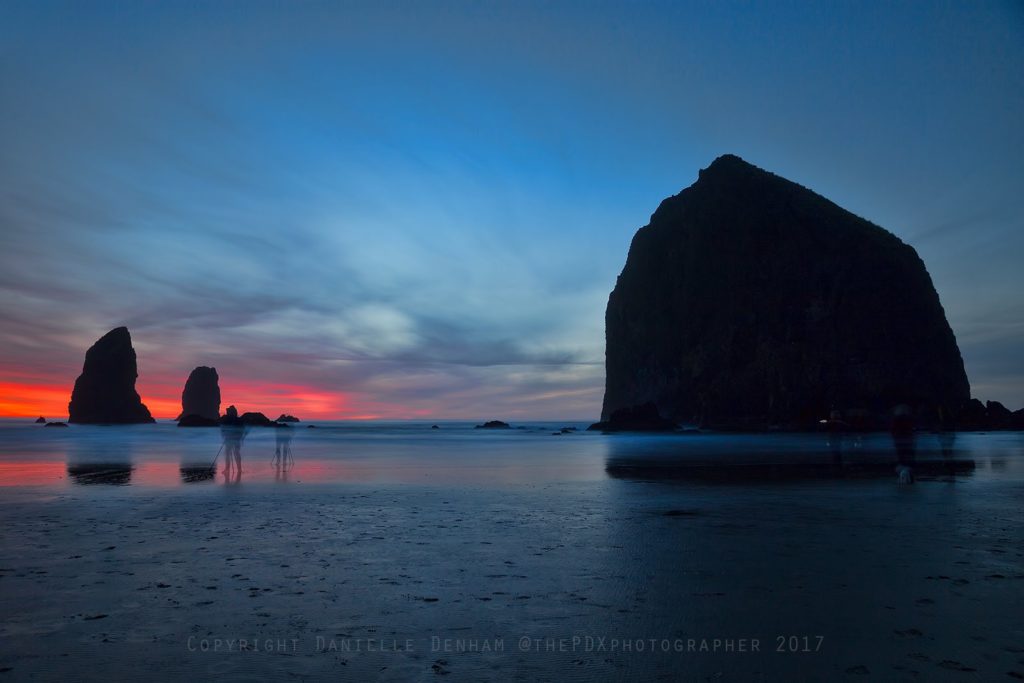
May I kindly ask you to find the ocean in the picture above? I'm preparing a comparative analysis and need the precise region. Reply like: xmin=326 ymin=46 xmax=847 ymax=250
xmin=1 ymin=420 xmax=1022 ymax=681
xmin=1 ymin=419 xmax=1021 ymax=488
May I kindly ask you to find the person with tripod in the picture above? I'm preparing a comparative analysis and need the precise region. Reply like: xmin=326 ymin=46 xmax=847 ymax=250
xmin=220 ymin=405 xmax=246 ymax=475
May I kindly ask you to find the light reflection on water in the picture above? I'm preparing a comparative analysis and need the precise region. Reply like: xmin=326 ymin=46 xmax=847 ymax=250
xmin=0 ymin=419 xmax=1021 ymax=488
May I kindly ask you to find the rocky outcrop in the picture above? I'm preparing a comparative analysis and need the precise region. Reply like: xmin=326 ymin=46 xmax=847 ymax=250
xmin=178 ymin=366 xmax=220 ymax=421
xmin=276 ymin=414 xmax=299 ymax=422
xmin=601 ymin=155 xmax=970 ymax=430
xmin=239 ymin=411 xmax=275 ymax=426
xmin=220 ymin=405 xmax=243 ymax=426
xmin=475 ymin=420 xmax=511 ymax=429
xmin=216 ymin=405 xmax=275 ymax=426
xmin=35 ymin=416 xmax=46 ymax=424
xmin=178 ymin=414 xmax=220 ymax=427
xmin=68 ymin=327 xmax=155 ymax=424
xmin=953 ymin=399 xmax=1024 ymax=430
xmin=587 ymin=402 xmax=678 ymax=432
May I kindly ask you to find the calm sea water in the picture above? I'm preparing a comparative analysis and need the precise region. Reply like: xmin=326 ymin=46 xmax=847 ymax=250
xmin=2 ymin=419 xmax=1023 ymax=680
xmin=1 ymin=418 xmax=1021 ymax=489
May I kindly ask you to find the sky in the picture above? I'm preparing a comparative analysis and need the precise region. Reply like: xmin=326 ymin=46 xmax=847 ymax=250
xmin=1 ymin=1 xmax=1022 ymax=420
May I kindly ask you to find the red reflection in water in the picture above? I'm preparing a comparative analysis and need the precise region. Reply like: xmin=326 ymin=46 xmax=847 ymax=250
xmin=0 ymin=458 xmax=602 ymax=487
xmin=0 ymin=463 xmax=66 ymax=486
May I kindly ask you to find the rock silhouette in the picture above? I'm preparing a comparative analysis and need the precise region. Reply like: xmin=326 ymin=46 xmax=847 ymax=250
xmin=475 ymin=420 xmax=511 ymax=429
xmin=35 ymin=416 xmax=46 ymax=424
xmin=178 ymin=414 xmax=219 ymax=427
xmin=954 ymin=398 xmax=1024 ymax=430
xmin=601 ymin=155 xmax=970 ymax=429
xmin=240 ymin=411 xmax=275 ymax=426
xmin=587 ymin=402 xmax=677 ymax=432
xmin=216 ymin=405 xmax=275 ymax=427
xmin=177 ymin=366 xmax=220 ymax=421
xmin=276 ymin=414 xmax=299 ymax=422
xmin=220 ymin=405 xmax=242 ymax=425
xmin=68 ymin=327 xmax=155 ymax=424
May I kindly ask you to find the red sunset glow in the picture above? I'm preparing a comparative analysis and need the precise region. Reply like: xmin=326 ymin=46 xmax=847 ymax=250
xmin=0 ymin=376 xmax=419 ymax=421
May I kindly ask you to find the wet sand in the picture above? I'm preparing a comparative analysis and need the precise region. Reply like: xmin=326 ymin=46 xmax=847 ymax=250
xmin=2 ymin=470 xmax=1023 ymax=681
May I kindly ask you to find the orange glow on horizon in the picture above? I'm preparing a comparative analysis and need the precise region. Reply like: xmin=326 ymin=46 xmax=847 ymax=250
xmin=0 ymin=381 xmax=72 ymax=419
xmin=0 ymin=376 xmax=426 ymax=421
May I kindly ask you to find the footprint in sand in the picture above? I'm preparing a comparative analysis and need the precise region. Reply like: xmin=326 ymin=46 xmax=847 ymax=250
xmin=938 ymin=660 xmax=976 ymax=672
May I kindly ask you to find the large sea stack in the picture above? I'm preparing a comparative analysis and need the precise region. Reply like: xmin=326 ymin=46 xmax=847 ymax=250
xmin=68 ymin=327 xmax=155 ymax=424
xmin=601 ymin=155 xmax=970 ymax=429
xmin=178 ymin=366 xmax=221 ymax=421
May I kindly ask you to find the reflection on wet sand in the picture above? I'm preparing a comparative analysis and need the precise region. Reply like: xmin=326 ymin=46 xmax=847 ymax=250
xmin=67 ymin=463 xmax=134 ymax=485
xmin=605 ymin=432 xmax=975 ymax=482
xmin=8 ymin=421 xmax=1011 ymax=489
xmin=222 ymin=467 xmax=241 ymax=486
xmin=66 ymin=435 xmax=134 ymax=485
xmin=179 ymin=465 xmax=215 ymax=483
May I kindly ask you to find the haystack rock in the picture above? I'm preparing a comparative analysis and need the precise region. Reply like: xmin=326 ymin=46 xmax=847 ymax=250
xmin=178 ymin=366 xmax=220 ymax=421
xmin=68 ymin=327 xmax=155 ymax=424
xmin=600 ymin=155 xmax=970 ymax=430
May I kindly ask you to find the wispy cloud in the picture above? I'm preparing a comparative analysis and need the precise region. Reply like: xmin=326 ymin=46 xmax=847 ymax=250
xmin=1 ymin=1 xmax=1022 ymax=415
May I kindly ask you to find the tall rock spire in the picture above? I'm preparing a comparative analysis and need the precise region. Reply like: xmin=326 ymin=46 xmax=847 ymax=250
xmin=68 ymin=327 xmax=155 ymax=424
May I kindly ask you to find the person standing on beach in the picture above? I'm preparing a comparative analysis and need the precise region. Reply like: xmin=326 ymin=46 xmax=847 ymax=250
xmin=890 ymin=404 xmax=916 ymax=484
xmin=273 ymin=423 xmax=293 ymax=468
xmin=220 ymin=405 xmax=245 ymax=474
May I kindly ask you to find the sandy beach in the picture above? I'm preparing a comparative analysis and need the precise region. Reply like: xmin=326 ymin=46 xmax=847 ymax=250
xmin=1 ymin=425 xmax=1022 ymax=681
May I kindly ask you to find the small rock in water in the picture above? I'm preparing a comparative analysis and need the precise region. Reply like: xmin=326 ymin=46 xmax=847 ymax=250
xmin=475 ymin=420 xmax=510 ymax=429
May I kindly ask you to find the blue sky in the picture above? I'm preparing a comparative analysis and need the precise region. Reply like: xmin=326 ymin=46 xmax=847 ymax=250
xmin=1 ymin=1 xmax=1022 ymax=418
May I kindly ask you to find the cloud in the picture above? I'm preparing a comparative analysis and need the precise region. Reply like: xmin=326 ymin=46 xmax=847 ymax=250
xmin=1 ymin=2 xmax=1022 ymax=416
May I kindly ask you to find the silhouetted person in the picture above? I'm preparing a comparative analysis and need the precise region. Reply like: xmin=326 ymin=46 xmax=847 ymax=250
xmin=273 ymin=423 xmax=293 ymax=468
xmin=891 ymin=404 xmax=916 ymax=484
xmin=936 ymin=404 xmax=957 ymax=476
xmin=936 ymin=404 xmax=957 ymax=431
xmin=220 ymin=406 xmax=245 ymax=475
xmin=826 ymin=409 xmax=847 ymax=468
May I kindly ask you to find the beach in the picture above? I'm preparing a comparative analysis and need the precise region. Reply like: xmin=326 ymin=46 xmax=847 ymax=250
xmin=1 ymin=423 xmax=1022 ymax=681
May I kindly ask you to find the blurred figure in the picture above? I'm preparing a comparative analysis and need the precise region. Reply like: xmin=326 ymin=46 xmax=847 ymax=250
xmin=273 ymin=423 xmax=294 ymax=468
xmin=825 ymin=409 xmax=847 ymax=467
xmin=220 ymin=405 xmax=245 ymax=475
xmin=891 ymin=404 xmax=915 ymax=484
xmin=224 ymin=465 xmax=241 ymax=486
xmin=274 ymin=457 xmax=290 ymax=483
xmin=937 ymin=404 xmax=957 ymax=476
